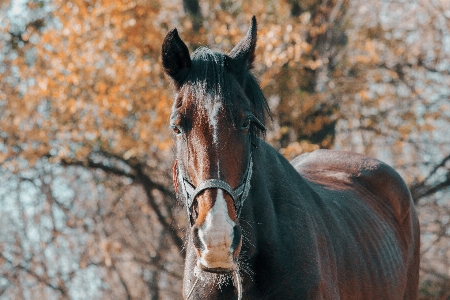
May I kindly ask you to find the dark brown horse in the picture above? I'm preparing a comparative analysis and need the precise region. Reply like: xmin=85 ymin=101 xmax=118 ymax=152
xmin=162 ymin=17 xmax=420 ymax=300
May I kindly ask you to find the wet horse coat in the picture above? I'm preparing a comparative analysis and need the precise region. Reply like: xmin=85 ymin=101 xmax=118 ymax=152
xmin=162 ymin=17 xmax=420 ymax=300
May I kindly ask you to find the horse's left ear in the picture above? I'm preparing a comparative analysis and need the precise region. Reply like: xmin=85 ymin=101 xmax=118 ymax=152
xmin=228 ymin=16 xmax=257 ymax=70
xmin=162 ymin=28 xmax=192 ymax=88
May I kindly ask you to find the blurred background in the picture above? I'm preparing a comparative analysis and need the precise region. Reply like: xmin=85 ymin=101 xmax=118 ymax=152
xmin=0 ymin=0 xmax=449 ymax=299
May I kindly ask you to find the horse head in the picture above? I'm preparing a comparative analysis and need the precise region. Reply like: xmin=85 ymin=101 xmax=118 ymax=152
xmin=162 ymin=17 xmax=268 ymax=274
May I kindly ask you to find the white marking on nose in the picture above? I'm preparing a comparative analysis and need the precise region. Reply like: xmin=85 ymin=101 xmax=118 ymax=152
xmin=198 ymin=189 xmax=236 ymax=268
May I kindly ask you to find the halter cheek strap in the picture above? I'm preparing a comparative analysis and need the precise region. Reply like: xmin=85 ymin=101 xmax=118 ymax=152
xmin=173 ymin=160 xmax=179 ymax=194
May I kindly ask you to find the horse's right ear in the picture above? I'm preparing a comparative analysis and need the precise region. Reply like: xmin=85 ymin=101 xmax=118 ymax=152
xmin=228 ymin=16 xmax=257 ymax=71
xmin=161 ymin=29 xmax=191 ymax=88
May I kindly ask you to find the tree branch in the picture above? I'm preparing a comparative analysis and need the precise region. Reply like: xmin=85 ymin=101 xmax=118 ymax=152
xmin=183 ymin=0 xmax=202 ymax=31
xmin=411 ymin=176 xmax=450 ymax=203
xmin=410 ymin=154 xmax=450 ymax=203
xmin=109 ymin=260 xmax=132 ymax=300
xmin=0 ymin=254 xmax=69 ymax=297
xmin=61 ymin=158 xmax=135 ymax=180
xmin=133 ymin=164 xmax=184 ymax=253
xmin=61 ymin=152 xmax=183 ymax=252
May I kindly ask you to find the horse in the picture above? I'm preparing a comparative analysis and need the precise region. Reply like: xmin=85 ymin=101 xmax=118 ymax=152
xmin=161 ymin=16 xmax=420 ymax=300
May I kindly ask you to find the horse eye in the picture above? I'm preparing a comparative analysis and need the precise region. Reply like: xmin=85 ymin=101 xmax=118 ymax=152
xmin=170 ymin=125 xmax=182 ymax=135
xmin=242 ymin=118 xmax=251 ymax=130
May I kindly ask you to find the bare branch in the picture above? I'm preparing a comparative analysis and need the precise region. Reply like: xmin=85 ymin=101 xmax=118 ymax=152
xmin=183 ymin=0 xmax=202 ymax=30
xmin=133 ymin=164 xmax=184 ymax=253
xmin=0 ymin=254 xmax=69 ymax=297
xmin=61 ymin=158 xmax=135 ymax=180
xmin=109 ymin=261 xmax=132 ymax=300
xmin=60 ymin=152 xmax=183 ymax=252
xmin=410 ymin=154 xmax=450 ymax=203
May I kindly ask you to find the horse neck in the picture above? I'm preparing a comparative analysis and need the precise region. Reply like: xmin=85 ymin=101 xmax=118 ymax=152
xmin=182 ymin=140 xmax=304 ymax=298
xmin=244 ymin=139 xmax=316 ymax=251
xmin=237 ymin=139 xmax=305 ymax=269
xmin=243 ymin=139 xmax=283 ymax=225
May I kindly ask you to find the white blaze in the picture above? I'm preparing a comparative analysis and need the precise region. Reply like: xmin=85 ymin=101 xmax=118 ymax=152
xmin=206 ymin=99 xmax=222 ymax=147
xmin=198 ymin=189 xmax=236 ymax=268
xmin=198 ymin=95 xmax=235 ymax=268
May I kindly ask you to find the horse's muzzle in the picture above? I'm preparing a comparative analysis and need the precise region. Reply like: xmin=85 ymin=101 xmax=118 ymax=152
xmin=191 ymin=224 xmax=242 ymax=273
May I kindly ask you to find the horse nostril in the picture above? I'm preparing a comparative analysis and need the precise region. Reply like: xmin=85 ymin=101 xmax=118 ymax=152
xmin=192 ymin=225 xmax=205 ymax=252
xmin=231 ymin=225 xmax=242 ymax=251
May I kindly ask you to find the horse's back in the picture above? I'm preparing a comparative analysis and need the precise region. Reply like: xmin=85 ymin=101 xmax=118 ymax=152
xmin=290 ymin=149 xmax=420 ymax=299
xmin=291 ymin=149 xmax=413 ymax=223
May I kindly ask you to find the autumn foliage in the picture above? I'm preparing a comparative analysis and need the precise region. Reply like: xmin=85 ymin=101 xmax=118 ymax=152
xmin=1 ymin=0 xmax=450 ymax=299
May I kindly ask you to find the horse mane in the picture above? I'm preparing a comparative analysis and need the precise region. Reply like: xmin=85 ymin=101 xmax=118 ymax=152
xmin=185 ymin=47 xmax=271 ymax=136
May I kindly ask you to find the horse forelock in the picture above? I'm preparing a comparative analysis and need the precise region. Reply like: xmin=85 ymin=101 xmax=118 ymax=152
xmin=178 ymin=47 xmax=270 ymax=136
xmin=189 ymin=48 xmax=231 ymax=104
